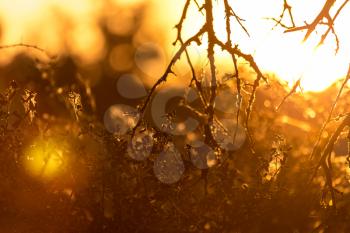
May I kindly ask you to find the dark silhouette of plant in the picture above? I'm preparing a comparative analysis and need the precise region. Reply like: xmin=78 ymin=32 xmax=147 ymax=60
xmin=1 ymin=1 xmax=350 ymax=233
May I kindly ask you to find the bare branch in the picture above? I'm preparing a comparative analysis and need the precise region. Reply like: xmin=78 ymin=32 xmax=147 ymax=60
xmin=174 ymin=0 xmax=208 ymax=109
xmin=267 ymin=0 xmax=296 ymax=29
xmin=132 ymin=26 xmax=206 ymax=135
xmin=317 ymin=0 xmax=350 ymax=53
xmin=203 ymin=0 xmax=219 ymax=149
xmin=310 ymin=64 xmax=350 ymax=160
xmin=275 ymin=78 xmax=301 ymax=112
xmin=0 ymin=42 xmax=53 ymax=58
xmin=284 ymin=0 xmax=350 ymax=53
xmin=285 ymin=0 xmax=336 ymax=41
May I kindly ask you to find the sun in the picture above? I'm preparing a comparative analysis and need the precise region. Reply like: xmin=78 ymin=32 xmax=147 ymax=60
xmin=23 ymin=138 xmax=65 ymax=179
xmin=212 ymin=0 xmax=350 ymax=92
xmin=165 ymin=0 xmax=350 ymax=92
xmin=254 ymin=33 xmax=349 ymax=92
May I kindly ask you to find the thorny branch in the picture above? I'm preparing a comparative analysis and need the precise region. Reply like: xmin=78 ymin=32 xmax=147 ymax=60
xmin=267 ymin=0 xmax=296 ymax=29
xmin=318 ymin=0 xmax=349 ymax=53
xmin=307 ymin=65 xmax=350 ymax=209
xmin=310 ymin=64 xmax=350 ymax=161
xmin=214 ymin=39 xmax=267 ymax=147
xmin=311 ymin=114 xmax=350 ymax=209
xmin=281 ymin=0 xmax=350 ymax=208
xmin=173 ymin=0 xmax=208 ymax=111
xmin=132 ymin=0 xmax=267 ymax=152
xmin=204 ymin=0 xmax=219 ymax=148
xmin=132 ymin=26 xmax=205 ymax=135
xmin=131 ymin=0 xmax=350 ymax=207
xmin=223 ymin=0 xmax=242 ymax=144
xmin=275 ymin=78 xmax=301 ymax=112
xmin=284 ymin=0 xmax=350 ymax=53
xmin=0 ymin=42 xmax=54 ymax=59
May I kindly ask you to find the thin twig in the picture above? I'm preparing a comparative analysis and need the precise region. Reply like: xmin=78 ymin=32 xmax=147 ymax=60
xmin=0 ymin=42 xmax=53 ymax=58
xmin=132 ymin=26 xmax=206 ymax=136
xmin=310 ymin=64 xmax=350 ymax=160
xmin=275 ymin=78 xmax=301 ymax=112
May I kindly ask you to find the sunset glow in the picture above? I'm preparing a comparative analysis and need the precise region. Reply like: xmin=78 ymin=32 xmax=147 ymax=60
xmin=171 ymin=0 xmax=350 ymax=92
xmin=0 ymin=0 xmax=349 ymax=90
xmin=2 ymin=1 xmax=350 ymax=231
xmin=23 ymin=139 xmax=64 ymax=179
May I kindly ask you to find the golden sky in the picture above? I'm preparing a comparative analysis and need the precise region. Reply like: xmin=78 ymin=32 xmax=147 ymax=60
xmin=0 ymin=0 xmax=349 ymax=91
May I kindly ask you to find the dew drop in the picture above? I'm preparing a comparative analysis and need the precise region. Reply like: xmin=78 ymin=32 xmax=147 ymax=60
xmin=103 ymin=104 xmax=139 ymax=135
xmin=153 ymin=143 xmax=184 ymax=184
xmin=127 ymin=130 xmax=154 ymax=161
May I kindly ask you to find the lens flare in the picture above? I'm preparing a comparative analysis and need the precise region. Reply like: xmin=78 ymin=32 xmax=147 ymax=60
xmin=23 ymin=139 xmax=64 ymax=179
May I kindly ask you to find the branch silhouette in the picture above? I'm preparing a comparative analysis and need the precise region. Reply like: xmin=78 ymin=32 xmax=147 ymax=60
xmin=132 ymin=0 xmax=267 ymax=152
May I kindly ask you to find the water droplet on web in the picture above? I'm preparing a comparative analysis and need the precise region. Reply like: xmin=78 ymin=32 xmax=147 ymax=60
xmin=151 ymin=87 xmax=199 ymax=135
xmin=103 ymin=104 xmax=139 ymax=135
xmin=153 ymin=143 xmax=184 ymax=184
xmin=211 ymin=119 xmax=246 ymax=151
xmin=214 ymin=89 xmax=239 ymax=115
xmin=189 ymin=141 xmax=217 ymax=169
xmin=127 ymin=130 xmax=154 ymax=161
